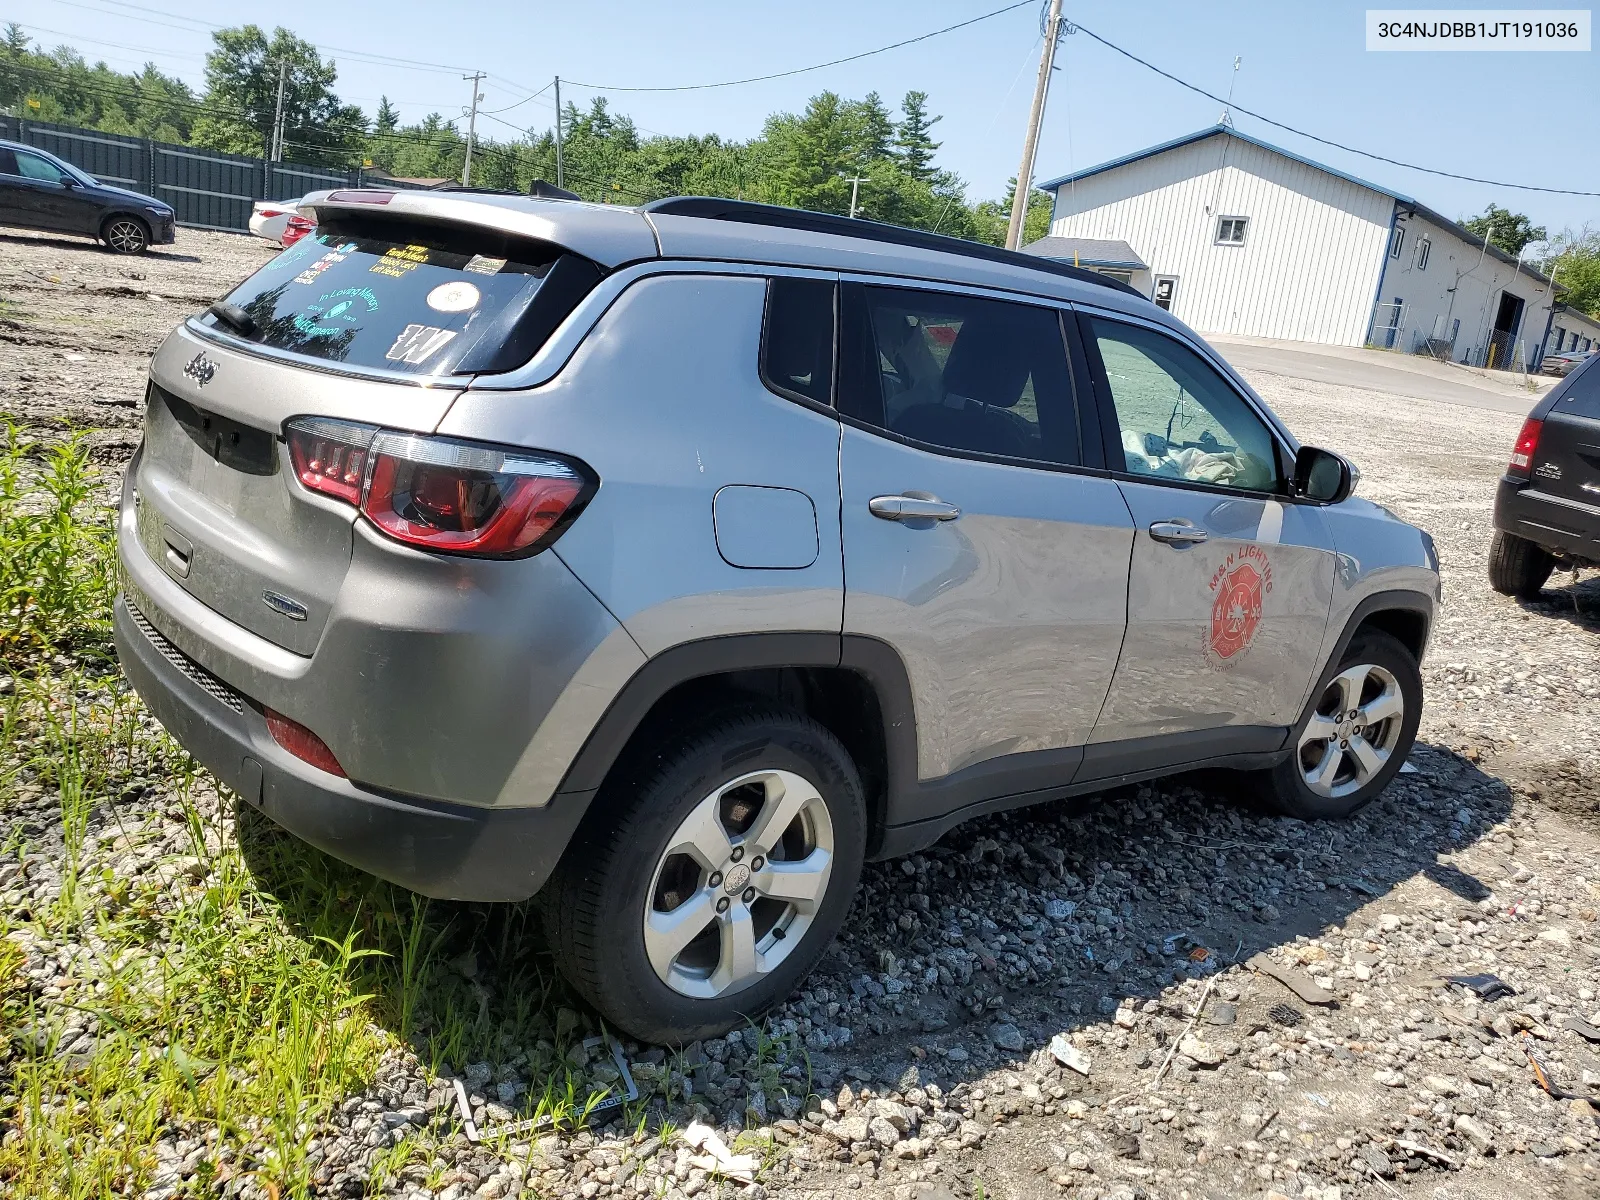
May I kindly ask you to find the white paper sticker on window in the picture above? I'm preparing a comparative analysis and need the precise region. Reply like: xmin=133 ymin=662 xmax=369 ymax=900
xmin=426 ymin=281 xmax=481 ymax=313
xmin=385 ymin=324 xmax=458 ymax=364
xmin=463 ymin=255 xmax=507 ymax=276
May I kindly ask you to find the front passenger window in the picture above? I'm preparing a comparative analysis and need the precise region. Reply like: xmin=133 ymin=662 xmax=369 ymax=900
xmin=1087 ymin=316 xmax=1280 ymax=492
xmin=13 ymin=153 xmax=68 ymax=185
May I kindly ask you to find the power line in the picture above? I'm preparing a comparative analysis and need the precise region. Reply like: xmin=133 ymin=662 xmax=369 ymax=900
xmin=1064 ymin=13 xmax=1600 ymax=199
xmin=563 ymin=0 xmax=1033 ymax=93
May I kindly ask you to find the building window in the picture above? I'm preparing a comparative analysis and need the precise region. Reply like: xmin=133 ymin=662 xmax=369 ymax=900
xmin=1152 ymin=276 xmax=1178 ymax=310
xmin=1390 ymin=226 xmax=1405 ymax=259
xmin=1415 ymin=237 xmax=1430 ymax=271
xmin=1096 ymin=268 xmax=1134 ymax=285
xmin=1215 ymin=216 xmax=1249 ymax=245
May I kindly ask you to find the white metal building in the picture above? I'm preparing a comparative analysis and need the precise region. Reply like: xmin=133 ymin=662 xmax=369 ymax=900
xmin=1034 ymin=126 xmax=1573 ymax=370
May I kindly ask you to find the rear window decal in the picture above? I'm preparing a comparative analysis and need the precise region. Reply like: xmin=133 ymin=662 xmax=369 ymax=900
xmin=369 ymin=243 xmax=432 ymax=280
xmin=464 ymin=254 xmax=507 ymax=275
xmin=293 ymin=288 xmax=378 ymax=338
xmin=385 ymin=324 xmax=458 ymax=364
xmin=427 ymin=281 xmax=480 ymax=313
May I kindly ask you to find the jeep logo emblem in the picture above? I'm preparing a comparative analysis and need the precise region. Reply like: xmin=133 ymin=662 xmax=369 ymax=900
xmin=183 ymin=352 xmax=217 ymax=387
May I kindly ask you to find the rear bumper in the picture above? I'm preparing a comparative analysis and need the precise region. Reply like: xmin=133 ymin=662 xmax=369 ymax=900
xmin=1494 ymin=477 xmax=1600 ymax=564
xmin=114 ymin=593 xmax=586 ymax=901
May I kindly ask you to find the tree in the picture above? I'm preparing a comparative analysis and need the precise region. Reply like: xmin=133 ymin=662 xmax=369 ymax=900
xmin=970 ymin=178 xmax=1053 ymax=247
xmin=374 ymin=95 xmax=398 ymax=136
xmin=1463 ymin=203 xmax=1547 ymax=256
xmin=190 ymin=26 xmax=365 ymax=160
xmin=4 ymin=22 xmax=29 ymax=56
xmin=894 ymin=90 xmax=941 ymax=180
xmin=1541 ymin=229 xmax=1600 ymax=319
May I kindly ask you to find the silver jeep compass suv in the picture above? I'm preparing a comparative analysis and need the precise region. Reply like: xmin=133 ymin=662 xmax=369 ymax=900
xmin=115 ymin=189 xmax=1440 ymax=1043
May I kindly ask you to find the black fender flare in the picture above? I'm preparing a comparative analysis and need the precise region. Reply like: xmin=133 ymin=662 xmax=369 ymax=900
xmin=549 ymin=633 xmax=920 ymax=830
xmin=1293 ymin=589 xmax=1434 ymax=735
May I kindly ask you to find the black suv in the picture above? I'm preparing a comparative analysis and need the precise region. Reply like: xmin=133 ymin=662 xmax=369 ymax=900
xmin=0 ymin=139 xmax=175 ymax=254
xmin=1490 ymin=351 xmax=1600 ymax=596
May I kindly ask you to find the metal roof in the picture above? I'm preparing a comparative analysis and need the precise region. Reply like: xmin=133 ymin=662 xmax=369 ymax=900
xmin=1037 ymin=125 xmax=1558 ymax=289
xmin=1021 ymin=236 xmax=1147 ymax=270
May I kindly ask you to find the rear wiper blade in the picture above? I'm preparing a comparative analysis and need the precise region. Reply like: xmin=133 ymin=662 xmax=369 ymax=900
xmin=207 ymin=301 xmax=257 ymax=339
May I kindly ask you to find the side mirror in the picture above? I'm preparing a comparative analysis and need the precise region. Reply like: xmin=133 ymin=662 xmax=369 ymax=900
xmin=59 ymin=174 xmax=79 ymax=188
xmin=1292 ymin=445 xmax=1355 ymax=504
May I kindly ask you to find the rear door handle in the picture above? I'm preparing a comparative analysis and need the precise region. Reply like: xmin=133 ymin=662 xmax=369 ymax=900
xmin=1148 ymin=519 xmax=1209 ymax=546
xmin=869 ymin=495 xmax=961 ymax=522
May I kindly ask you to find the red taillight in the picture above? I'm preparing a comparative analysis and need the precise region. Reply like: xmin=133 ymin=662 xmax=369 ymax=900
xmin=265 ymin=708 xmax=345 ymax=776
xmin=284 ymin=419 xmax=592 ymax=557
xmin=287 ymin=417 xmax=374 ymax=505
xmin=1508 ymin=417 xmax=1543 ymax=477
xmin=281 ymin=215 xmax=316 ymax=246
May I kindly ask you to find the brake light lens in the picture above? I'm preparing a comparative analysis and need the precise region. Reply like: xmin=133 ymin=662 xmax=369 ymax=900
xmin=284 ymin=418 xmax=593 ymax=557
xmin=287 ymin=417 xmax=375 ymax=505
xmin=281 ymin=214 xmax=317 ymax=247
xmin=265 ymin=708 xmax=346 ymax=776
xmin=1508 ymin=417 xmax=1543 ymax=477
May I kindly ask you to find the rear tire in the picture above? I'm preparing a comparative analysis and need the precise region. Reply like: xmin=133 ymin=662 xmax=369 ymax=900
xmin=1258 ymin=630 xmax=1422 ymax=820
xmin=541 ymin=707 xmax=866 ymax=1045
xmin=102 ymin=216 xmax=150 ymax=255
xmin=1487 ymin=530 xmax=1554 ymax=598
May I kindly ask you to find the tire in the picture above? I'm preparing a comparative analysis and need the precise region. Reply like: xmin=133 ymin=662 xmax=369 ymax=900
xmin=1258 ymin=630 xmax=1422 ymax=820
xmin=1486 ymin=530 xmax=1554 ymax=598
xmin=541 ymin=707 xmax=867 ymax=1045
xmin=102 ymin=216 xmax=150 ymax=255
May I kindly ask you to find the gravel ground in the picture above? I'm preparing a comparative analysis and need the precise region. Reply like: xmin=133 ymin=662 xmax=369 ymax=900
xmin=3 ymin=228 xmax=1600 ymax=1200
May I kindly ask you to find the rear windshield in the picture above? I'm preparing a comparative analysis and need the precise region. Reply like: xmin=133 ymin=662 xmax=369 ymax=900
xmin=217 ymin=216 xmax=569 ymax=375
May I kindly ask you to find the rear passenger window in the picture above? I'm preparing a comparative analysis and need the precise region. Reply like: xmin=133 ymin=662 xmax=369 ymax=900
xmin=216 ymin=214 xmax=600 ymax=376
xmin=839 ymin=285 xmax=1079 ymax=466
xmin=761 ymin=277 xmax=835 ymax=406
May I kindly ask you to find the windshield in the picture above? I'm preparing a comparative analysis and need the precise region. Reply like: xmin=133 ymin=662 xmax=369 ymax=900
xmin=217 ymin=217 xmax=563 ymax=376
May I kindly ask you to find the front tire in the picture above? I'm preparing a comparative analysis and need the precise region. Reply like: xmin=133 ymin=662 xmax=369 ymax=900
xmin=1487 ymin=530 xmax=1553 ymax=598
xmin=542 ymin=707 xmax=866 ymax=1045
xmin=102 ymin=216 xmax=150 ymax=254
xmin=1258 ymin=630 xmax=1421 ymax=820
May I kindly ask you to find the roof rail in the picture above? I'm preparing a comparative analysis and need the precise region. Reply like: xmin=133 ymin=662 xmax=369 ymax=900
xmin=642 ymin=197 xmax=1143 ymax=299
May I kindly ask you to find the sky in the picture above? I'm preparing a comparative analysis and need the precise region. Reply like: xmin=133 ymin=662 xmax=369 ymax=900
xmin=16 ymin=0 xmax=1600 ymax=235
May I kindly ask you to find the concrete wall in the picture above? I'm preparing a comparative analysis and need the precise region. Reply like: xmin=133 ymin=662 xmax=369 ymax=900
xmin=1048 ymin=133 xmax=1393 ymax=346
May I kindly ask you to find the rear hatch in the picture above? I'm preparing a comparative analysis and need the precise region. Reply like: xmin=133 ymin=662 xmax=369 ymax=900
xmin=1529 ymin=358 xmax=1600 ymax=524
xmin=135 ymin=208 xmax=607 ymax=654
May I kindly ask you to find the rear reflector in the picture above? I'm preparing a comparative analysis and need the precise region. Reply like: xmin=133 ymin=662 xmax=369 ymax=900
xmin=265 ymin=708 xmax=346 ymax=776
xmin=284 ymin=418 xmax=593 ymax=557
xmin=1508 ymin=417 xmax=1543 ymax=477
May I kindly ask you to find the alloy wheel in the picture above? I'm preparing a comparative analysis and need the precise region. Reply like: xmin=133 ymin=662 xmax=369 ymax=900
xmin=106 ymin=220 xmax=148 ymax=253
xmin=1297 ymin=662 xmax=1405 ymax=798
xmin=643 ymin=768 xmax=834 ymax=999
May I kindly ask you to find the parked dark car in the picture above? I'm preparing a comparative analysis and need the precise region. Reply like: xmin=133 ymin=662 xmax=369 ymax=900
xmin=0 ymin=139 xmax=175 ymax=254
xmin=1490 ymin=351 xmax=1600 ymax=597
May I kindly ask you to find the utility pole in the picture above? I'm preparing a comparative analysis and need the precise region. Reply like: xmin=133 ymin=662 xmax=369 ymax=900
xmin=1005 ymin=0 xmax=1065 ymax=250
xmin=269 ymin=60 xmax=288 ymax=162
xmin=461 ymin=71 xmax=485 ymax=186
xmin=846 ymin=175 xmax=867 ymax=218
xmin=553 ymin=76 xmax=564 ymax=190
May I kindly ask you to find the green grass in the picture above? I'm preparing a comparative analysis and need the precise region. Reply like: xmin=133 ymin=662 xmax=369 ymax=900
xmin=0 ymin=430 xmax=618 ymax=1198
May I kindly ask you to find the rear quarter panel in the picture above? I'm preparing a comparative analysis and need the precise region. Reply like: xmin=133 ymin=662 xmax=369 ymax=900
xmin=436 ymin=272 xmax=846 ymax=654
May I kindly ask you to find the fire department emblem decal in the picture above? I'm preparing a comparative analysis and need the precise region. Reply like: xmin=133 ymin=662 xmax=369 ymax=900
xmin=1205 ymin=546 xmax=1273 ymax=667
